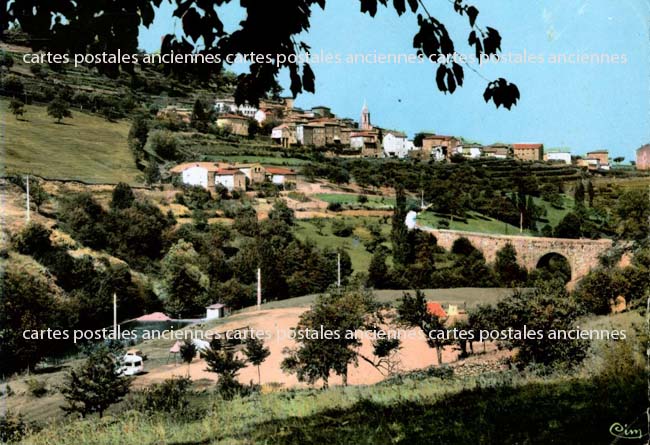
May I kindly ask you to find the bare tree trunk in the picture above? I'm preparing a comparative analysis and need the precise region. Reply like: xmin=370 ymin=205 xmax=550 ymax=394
xmin=257 ymin=365 xmax=261 ymax=385
xmin=436 ymin=346 xmax=443 ymax=365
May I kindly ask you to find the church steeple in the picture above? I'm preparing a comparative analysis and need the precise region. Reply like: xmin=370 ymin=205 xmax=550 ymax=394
xmin=360 ymin=100 xmax=371 ymax=130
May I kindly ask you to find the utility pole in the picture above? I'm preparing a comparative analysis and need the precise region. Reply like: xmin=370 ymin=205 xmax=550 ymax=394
xmin=25 ymin=175 xmax=30 ymax=222
xmin=113 ymin=293 xmax=117 ymax=337
xmin=257 ymin=268 xmax=262 ymax=311
xmin=337 ymin=252 xmax=341 ymax=288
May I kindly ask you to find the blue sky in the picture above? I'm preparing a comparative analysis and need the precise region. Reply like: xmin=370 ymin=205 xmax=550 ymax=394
xmin=139 ymin=0 xmax=650 ymax=160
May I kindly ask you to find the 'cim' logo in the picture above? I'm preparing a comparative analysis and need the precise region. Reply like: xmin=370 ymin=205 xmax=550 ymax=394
xmin=609 ymin=423 xmax=643 ymax=440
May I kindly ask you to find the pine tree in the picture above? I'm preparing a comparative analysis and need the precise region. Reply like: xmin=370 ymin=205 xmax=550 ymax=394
xmin=243 ymin=336 xmax=270 ymax=385
xmin=574 ymin=181 xmax=585 ymax=207
xmin=587 ymin=180 xmax=595 ymax=207
xmin=367 ymin=248 xmax=389 ymax=288
xmin=60 ymin=348 xmax=131 ymax=418
xmin=391 ymin=186 xmax=412 ymax=267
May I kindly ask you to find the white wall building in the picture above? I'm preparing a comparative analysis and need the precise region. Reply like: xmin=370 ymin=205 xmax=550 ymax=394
xmin=181 ymin=166 xmax=209 ymax=188
xmin=544 ymin=151 xmax=572 ymax=165
xmin=456 ymin=145 xmax=482 ymax=159
xmin=214 ymin=98 xmax=258 ymax=118
xmin=382 ymin=131 xmax=415 ymax=158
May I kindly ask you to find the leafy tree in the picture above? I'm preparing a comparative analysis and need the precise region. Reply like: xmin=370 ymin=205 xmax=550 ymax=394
xmin=110 ymin=182 xmax=135 ymax=210
xmin=59 ymin=192 xmax=108 ymax=249
xmin=282 ymin=288 xmax=378 ymax=387
xmin=13 ymin=222 xmax=52 ymax=258
xmin=47 ymin=97 xmax=72 ymax=123
xmin=60 ymin=348 xmax=132 ymax=418
xmin=147 ymin=130 xmax=178 ymax=160
xmin=451 ymin=237 xmax=476 ymax=256
xmin=128 ymin=113 xmax=149 ymax=164
xmin=0 ymin=261 xmax=61 ymax=374
xmin=5 ymin=1 xmax=519 ymax=109
xmin=243 ymin=336 xmax=270 ymax=384
xmin=494 ymin=243 xmax=527 ymax=286
xmin=397 ymin=290 xmax=448 ymax=365
xmin=413 ymin=132 xmax=426 ymax=147
xmin=268 ymin=199 xmax=295 ymax=226
xmin=1 ymin=75 xmax=24 ymax=98
xmin=160 ymin=240 xmax=210 ymax=317
xmin=614 ymin=189 xmax=650 ymax=240
xmin=144 ymin=158 xmax=161 ymax=185
xmin=179 ymin=339 xmax=197 ymax=377
xmin=202 ymin=338 xmax=247 ymax=399
xmin=491 ymin=283 xmax=588 ymax=369
xmin=554 ymin=212 xmax=582 ymax=239
xmin=8 ymin=98 xmax=25 ymax=120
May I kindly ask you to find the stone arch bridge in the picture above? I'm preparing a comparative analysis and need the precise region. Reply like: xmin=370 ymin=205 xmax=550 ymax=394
xmin=418 ymin=227 xmax=613 ymax=288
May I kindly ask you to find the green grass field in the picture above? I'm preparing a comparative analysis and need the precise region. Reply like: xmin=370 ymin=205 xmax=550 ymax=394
xmin=294 ymin=216 xmax=392 ymax=272
xmin=314 ymin=193 xmax=397 ymax=209
xmin=417 ymin=211 xmax=534 ymax=236
xmin=416 ymin=195 xmax=574 ymax=236
xmin=1 ymin=100 xmax=141 ymax=184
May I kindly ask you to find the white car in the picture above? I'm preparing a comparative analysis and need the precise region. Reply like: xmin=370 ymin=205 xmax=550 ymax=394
xmin=118 ymin=354 xmax=144 ymax=376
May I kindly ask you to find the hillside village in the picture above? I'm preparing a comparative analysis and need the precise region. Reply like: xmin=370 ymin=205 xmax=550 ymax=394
xmin=162 ymin=94 xmax=639 ymax=185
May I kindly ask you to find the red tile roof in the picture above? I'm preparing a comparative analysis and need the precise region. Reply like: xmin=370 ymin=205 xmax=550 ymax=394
xmin=265 ymin=167 xmax=296 ymax=175
xmin=169 ymin=162 xmax=225 ymax=173
xmin=513 ymin=143 xmax=543 ymax=150
xmin=426 ymin=302 xmax=447 ymax=319
xmin=215 ymin=168 xmax=243 ymax=175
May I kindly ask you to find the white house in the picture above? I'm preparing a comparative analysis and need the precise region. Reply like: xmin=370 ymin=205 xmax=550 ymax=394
xmin=181 ymin=165 xmax=209 ymax=188
xmin=544 ymin=151 xmax=572 ymax=165
xmin=214 ymin=168 xmax=246 ymax=191
xmin=214 ymin=97 xmax=258 ymax=118
xmin=169 ymin=162 xmax=223 ymax=189
xmin=382 ymin=131 xmax=414 ymax=158
xmin=254 ymin=109 xmax=268 ymax=124
xmin=456 ymin=145 xmax=482 ymax=159
xmin=265 ymin=167 xmax=297 ymax=185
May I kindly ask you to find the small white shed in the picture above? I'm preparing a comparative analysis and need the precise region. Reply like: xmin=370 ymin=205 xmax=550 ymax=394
xmin=206 ymin=303 xmax=229 ymax=320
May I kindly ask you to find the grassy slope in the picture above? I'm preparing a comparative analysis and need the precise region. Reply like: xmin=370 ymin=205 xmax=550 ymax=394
xmin=294 ymin=216 xmax=391 ymax=272
xmin=21 ymin=371 xmax=645 ymax=445
xmin=1 ymin=100 xmax=140 ymax=184
xmin=417 ymin=195 xmax=574 ymax=236
xmin=314 ymin=193 xmax=396 ymax=209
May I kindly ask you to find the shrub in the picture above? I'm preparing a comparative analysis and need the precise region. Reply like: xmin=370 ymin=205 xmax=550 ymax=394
xmin=26 ymin=378 xmax=48 ymax=398
xmin=13 ymin=222 xmax=52 ymax=257
xmin=140 ymin=377 xmax=193 ymax=414
xmin=327 ymin=202 xmax=342 ymax=212
xmin=357 ymin=195 xmax=368 ymax=204
xmin=0 ymin=412 xmax=28 ymax=444
xmin=331 ymin=219 xmax=353 ymax=237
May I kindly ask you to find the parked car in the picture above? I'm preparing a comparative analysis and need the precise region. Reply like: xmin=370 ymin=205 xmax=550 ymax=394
xmin=118 ymin=354 xmax=144 ymax=376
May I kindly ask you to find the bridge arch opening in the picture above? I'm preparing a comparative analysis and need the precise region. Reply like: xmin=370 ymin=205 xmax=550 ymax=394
xmin=532 ymin=252 xmax=572 ymax=284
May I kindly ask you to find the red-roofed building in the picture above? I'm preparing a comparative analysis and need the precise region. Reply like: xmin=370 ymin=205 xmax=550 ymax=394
xmin=426 ymin=302 xmax=447 ymax=319
xmin=513 ymin=143 xmax=544 ymax=161
xmin=215 ymin=168 xmax=246 ymax=191
xmin=265 ymin=167 xmax=298 ymax=185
